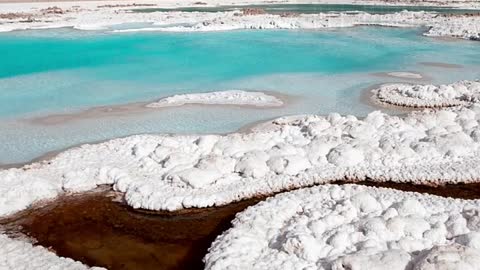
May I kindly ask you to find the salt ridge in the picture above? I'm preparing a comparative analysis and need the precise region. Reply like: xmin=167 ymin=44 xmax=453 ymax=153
xmin=372 ymin=80 xmax=480 ymax=108
xmin=204 ymin=184 xmax=480 ymax=270
xmin=3 ymin=104 xmax=480 ymax=217
xmin=146 ymin=90 xmax=284 ymax=108
xmin=0 ymin=3 xmax=479 ymax=41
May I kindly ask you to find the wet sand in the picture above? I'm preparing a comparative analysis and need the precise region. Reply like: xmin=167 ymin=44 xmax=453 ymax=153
xmin=419 ymin=61 xmax=464 ymax=69
xmin=2 ymin=181 xmax=480 ymax=270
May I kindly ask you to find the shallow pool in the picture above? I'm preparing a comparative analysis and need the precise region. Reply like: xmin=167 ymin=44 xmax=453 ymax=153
xmin=0 ymin=26 xmax=479 ymax=164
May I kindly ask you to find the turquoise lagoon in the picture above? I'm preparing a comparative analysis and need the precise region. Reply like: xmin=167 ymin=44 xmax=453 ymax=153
xmin=0 ymin=26 xmax=479 ymax=164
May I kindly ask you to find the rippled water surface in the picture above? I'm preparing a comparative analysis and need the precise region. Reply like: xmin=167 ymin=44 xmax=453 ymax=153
xmin=0 ymin=27 xmax=479 ymax=164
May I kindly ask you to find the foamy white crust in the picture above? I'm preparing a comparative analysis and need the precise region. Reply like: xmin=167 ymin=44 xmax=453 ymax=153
xmin=204 ymin=184 xmax=480 ymax=270
xmin=0 ymin=234 xmax=104 ymax=269
xmin=3 ymin=104 xmax=480 ymax=217
xmin=146 ymin=90 xmax=283 ymax=108
xmin=373 ymin=80 xmax=480 ymax=108
xmin=0 ymin=1 xmax=479 ymax=41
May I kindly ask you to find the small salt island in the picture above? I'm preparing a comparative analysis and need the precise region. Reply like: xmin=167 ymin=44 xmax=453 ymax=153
xmin=146 ymin=90 xmax=284 ymax=108
xmin=372 ymin=80 xmax=480 ymax=108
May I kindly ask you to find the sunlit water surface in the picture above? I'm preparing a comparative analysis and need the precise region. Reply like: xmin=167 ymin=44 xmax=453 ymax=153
xmin=0 ymin=26 xmax=479 ymax=164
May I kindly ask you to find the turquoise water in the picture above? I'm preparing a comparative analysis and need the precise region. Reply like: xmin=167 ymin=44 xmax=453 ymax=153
xmin=0 ymin=27 xmax=479 ymax=164
xmin=134 ymin=4 xmax=480 ymax=14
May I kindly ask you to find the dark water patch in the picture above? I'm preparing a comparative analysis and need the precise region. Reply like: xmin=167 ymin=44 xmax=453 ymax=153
xmin=133 ymin=4 xmax=480 ymax=15
xmin=356 ymin=180 xmax=480 ymax=200
xmin=1 ymin=189 xmax=263 ymax=270
xmin=2 ymin=181 xmax=480 ymax=269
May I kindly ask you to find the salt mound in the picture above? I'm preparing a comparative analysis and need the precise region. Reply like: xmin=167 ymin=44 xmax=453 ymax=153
xmin=2 ymin=104 xmax=480 ymax=215
xmin=204 ymin=184 xmax=480 ymax=270
xmin=372 ymin=80 xmax=480 ymax=108
xmin=146 ymin=90 xmax=283 ymax=108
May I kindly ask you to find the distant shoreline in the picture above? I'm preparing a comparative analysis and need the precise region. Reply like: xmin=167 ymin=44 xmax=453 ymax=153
xmin=0 ymin=0 xmax=479 ymax=8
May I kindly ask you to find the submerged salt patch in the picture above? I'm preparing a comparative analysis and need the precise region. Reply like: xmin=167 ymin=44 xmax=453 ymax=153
xmin=372 ymin=80 xmax=480 ymax=108
xmin=146 ymin=90 xmax=284 ymax=108
xmin=3 ymin=105 xmax=480 ymax=214
xmin=204 ymin=184 xmax=480 ymax=270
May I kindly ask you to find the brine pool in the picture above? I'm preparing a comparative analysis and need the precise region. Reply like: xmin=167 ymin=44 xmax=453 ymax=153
xmin=0 ymin=26 xmax=479 ymax=165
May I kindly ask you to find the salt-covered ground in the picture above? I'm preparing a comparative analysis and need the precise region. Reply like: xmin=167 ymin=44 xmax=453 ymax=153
xmin=146 ymin=90 xmax=283 ymax=108
xmin=3 ymin=103 xmax=480 ymax=217
xmin=0 ymin=1 xmax=479 ymax=40
xmin=0 ymin=234 xmax=104 ymax=269
xmin=204 ymin=184 xmax=480 ymax=270
xmin=372 ymin=80 xmax=480 ymax=108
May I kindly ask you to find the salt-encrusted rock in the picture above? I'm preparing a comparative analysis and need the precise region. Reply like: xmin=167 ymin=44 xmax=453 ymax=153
xmin=146 ymin=90 xmax=283 ymax=108
xmin=372 ymin=80 xmax=480 ymax=108
xmin=204 ymin=184 xmax=480 ymax=270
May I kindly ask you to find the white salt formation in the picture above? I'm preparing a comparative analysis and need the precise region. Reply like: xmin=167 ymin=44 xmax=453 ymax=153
xmin=146 ymin=90 xmax=283 ymax=108
xmin=204 ymin=184 xmax=480 ymax=270
xmin=0 ymin=234 xmax=104 ymax=269
xmin=372 ymin=80 xmax=480 ymax=108
xmin=0 ymin=2 xmax=479 ymax=41
xmin=2 ymin=104 xmax=480 ymax=216
xmin=386 ymin=72 xmax=423 ymax=79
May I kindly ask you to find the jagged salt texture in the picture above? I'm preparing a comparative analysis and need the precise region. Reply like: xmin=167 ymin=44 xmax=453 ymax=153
xmin=372 ymin=80 xmax=480 ymax=108
xmin=146 ymin=90 xmax=283 ymax=108
xmin=2 ymin=104 xmax=480 ymax=216
xmin=0 ymin=234 xmax=104 ymax=270
xmin=0 ymin=6 xmax=479 ymax=41
xmin=204 ymin=184 xmax=480 ymax=270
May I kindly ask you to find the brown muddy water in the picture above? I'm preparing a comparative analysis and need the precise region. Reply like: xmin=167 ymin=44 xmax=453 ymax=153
xmin=1 ymin=181 xmax=480 ymax=270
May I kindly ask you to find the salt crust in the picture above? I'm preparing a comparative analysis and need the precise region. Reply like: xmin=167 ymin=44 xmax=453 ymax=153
xmin=204 ymin=184 xmax=480 ymax=270
xmin=3 ymin=104 xmax=480 ymax=217
xmin=373 ymin=80 xmax=480 ymax=108
xmin=0 ymin=3 xmax=479 ymax=41
xmin=146 ymin=90 xmax=283 ymax=108
xmin=386 ymin=72 xmax=423 ymax=79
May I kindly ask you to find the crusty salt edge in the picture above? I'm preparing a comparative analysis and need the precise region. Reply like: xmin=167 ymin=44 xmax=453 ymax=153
xmin=372 ymin=80 xmax=480 ymax=108
xmin=204 ymin=184 xmax=480 ymax=270
xmin=2 ymin=104 xmax=480 ymax=217
xmin=0 ymin=7 xmax=479 ymax=40
xmin=146 ymin=90 xmax=284 ymax=108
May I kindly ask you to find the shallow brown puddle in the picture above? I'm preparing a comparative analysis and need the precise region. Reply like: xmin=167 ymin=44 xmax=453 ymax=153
xmin=0 ymin=189 xmax=263 ymax=270
xmin=1 ymin=181 xmax=480 ymax=270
